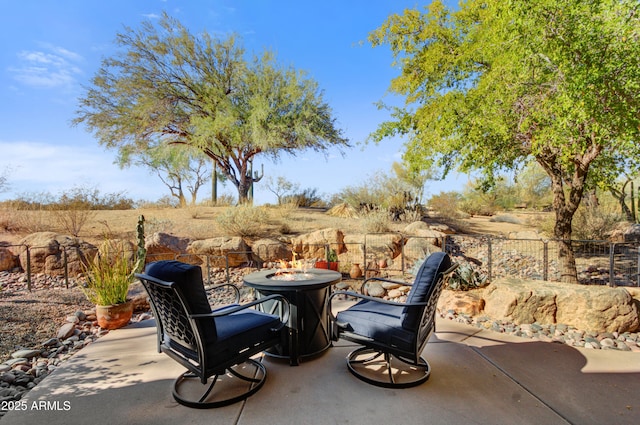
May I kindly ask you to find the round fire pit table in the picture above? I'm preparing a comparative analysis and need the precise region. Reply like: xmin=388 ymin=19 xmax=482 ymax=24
xmin=243 ymin=268 xmax=341 ymax=366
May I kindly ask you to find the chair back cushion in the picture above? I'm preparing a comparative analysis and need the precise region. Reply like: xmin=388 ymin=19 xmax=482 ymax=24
xmin=401 ymin=252 xmax=452 ymax=330
xmin=143 ymin=261 xmax=216 ymax=350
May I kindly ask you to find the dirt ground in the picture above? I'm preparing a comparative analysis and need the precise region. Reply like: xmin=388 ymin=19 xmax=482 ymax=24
xmin=0 ymin=206 xmax=545 ymax=246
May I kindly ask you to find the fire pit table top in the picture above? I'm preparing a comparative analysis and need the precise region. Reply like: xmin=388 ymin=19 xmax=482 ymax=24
xmin=243 ymin=268 xmax=342 ymax=291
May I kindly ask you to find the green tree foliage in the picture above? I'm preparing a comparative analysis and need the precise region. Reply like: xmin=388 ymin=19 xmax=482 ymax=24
xmin=370 ymin=0 xmax=640 ymax=282
xmin=74 ymin=13 xmax=348 ymax=204
xmin=515 ymin=163 xmax=553 ymax=210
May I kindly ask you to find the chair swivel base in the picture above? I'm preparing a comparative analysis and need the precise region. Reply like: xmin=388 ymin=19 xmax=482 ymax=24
xmin=172 ymin=358 xmax=267 ymax=408
xmin=346 ymin=347 xmax=431 ymax=389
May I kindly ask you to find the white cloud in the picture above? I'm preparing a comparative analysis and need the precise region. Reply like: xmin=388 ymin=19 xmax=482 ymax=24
xmin=0 ymin=141 xmax=165 ymax=200
xmin=9 ymin=44 xmax=83 ymax=89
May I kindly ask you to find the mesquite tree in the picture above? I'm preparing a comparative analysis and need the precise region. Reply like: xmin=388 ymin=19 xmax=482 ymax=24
xmin=370 ymin=0 xmax=640 ymax=282
xmin=74 ymin=13 xmax=348 ymax=204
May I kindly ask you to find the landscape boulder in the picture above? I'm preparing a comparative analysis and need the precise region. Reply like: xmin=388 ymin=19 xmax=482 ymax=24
xmin=483 ymin=278 xmax=639 ymax=333
xmin=438 ymin=289 xmax=486 ymax=316
xmin=250 ymin=238 xmax=291 ymax=264
xmin=341 ymin=233 xmax=365 ymax=264
xmin=0 ymin=246 xmax=19 ymax=272
xmin=291 ymin=228 xmax=345 ymax=259
xmin=623 ymin=224 xmax=640 ymax=242
xmin=360 ymin=232 xmax=403 ymax=261
xmin=96 ymin=239 xmax=137 ymax=264
xmin=403 ymin=237 xmax=440 ymax=268
xmin=403 ymin=221 xmax=446 ymax=240
xmin=16 ymin=232 xmax=97 ymax=276
xmin=187 ymin=237 xmax=249 ymax=267
xmin=145 ymin=232 xmax=191 ymax=263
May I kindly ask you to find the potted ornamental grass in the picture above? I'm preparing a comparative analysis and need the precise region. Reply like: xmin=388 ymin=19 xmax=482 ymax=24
xmin=81 ymin=216 xmax=146 ymax=330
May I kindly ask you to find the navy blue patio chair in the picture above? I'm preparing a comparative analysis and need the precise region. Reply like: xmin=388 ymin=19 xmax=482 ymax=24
xmin=136 ymin=260 xmax=289 ymax=408
xmin=329 ymin=252 xmax=457 ymax=388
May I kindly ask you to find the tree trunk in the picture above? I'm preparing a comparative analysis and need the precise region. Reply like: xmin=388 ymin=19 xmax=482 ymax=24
xmin=541 ymin=160 xmax=581 ymax=283
xmin=554 ymin=210 xmax=577 ymax=283
xmin=237 ymin=178 xmax=252 ymax=204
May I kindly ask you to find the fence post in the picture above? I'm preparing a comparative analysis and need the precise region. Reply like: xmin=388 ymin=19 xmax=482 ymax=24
xmin=26 ymin=246 xmax=32 ymax=292
xmin=486 ymin=237 xmax=492 ymax=282
xmin=609 ymin=243 xmax=615 ymax=287
xmin=206 ymin=255 xmax=211 ymax=285
xmin=363 ymin=239 xmax=367 ymax=276
xmin=400 ymin=235 xmax=405 ymax=274
xmin=63 ymin=248 xmax=69 ymax=289
xmin=637 ymin=243 xmax=640 ymax=287
xmin=543 ymin=240 xmax=548 ymax=282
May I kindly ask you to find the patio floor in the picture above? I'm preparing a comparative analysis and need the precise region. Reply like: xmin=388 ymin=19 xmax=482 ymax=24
xmin=3 ymin=317 xmax=640 ymax=425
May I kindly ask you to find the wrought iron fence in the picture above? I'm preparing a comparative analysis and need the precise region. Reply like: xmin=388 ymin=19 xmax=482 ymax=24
xmin=1 ymin=235 xmax=639 ymax=291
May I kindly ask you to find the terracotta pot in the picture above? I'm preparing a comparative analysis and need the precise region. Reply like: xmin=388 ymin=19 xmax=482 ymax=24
xmin=95 ymin=301 xmax=133 ymax=330
xmin=349 ymin=263 xmax=363 ymax=279
xmin=315 ymin=261 xmax=339 ymax=271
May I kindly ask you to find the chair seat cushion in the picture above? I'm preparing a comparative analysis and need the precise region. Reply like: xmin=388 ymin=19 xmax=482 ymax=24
xmin=169 ymin=304 xmax=281 ymax=365
xmin=336 ymin=300 xmax=415 ymax=353
xmin=208 ymin=306 xmax=282 ymax=367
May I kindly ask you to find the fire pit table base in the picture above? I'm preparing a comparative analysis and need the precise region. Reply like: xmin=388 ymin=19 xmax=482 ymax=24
xmin=243 ymin=268 xmax=342 ymax=366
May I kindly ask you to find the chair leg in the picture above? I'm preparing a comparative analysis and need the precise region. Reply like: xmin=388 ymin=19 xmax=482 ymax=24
xmin=346 ymin=347 xmax=431 ymax=389
xmin=172 ymin=358 xmax=267 ymax=408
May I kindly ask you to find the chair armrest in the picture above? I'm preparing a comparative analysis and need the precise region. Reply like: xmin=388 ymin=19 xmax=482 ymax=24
xmin=191 ymin=293 xmax=290 ymax=325
xmin=206 ymin=282 xmax=240 ymax=304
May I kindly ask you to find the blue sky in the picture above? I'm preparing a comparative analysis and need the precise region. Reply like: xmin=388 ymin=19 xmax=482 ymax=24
xmin=0 ymin=0 xmax=467 ymax=205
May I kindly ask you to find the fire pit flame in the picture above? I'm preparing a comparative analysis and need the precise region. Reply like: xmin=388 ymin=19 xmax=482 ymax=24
xmin=269 ymin=270 xmax=316 ymax=281
xmin=272 ymin=252 xmax=314 ymax=280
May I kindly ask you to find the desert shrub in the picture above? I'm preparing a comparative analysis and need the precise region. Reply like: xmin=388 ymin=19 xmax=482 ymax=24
xmin=275 ymin=202 xmax=298 ymax=220
xmin=283 ymin=187 xmax=323 ymax=207
xmin=489 ymin=214 xmax=522 ymax=224
xmin=145 ymin=217 xmax=175 ymax=235
xmin=458 ymin=196 xmax=497 ymax=216
xmin=402 ymin=208 xmax=423 ymax=223
xmin=52 ymin=209 xmax=97 ymax=237
xmin=10 ymin=191 xmax=56 ymax=210
xmin=215 ymin=205 xmax=268 ymax=237
xmin=0 ymin=210 xmax=11 ymax=231
xmin=572 ymin=204 xmax=624 ymax=240
xmin=215 ymin=194 xmax=237 ymax=206
xmin=9 ymin=209 xmax=51 ymax=233
xmin=186 ymin=206 xmax=203 ymax=219
xmin=54 ymin=186 xmax=134 ymax=210
xmin=447 ymin=264 xmax=489 ymax=291
xmin=427 ymin=191 xmax=464 ymax=218
xmin=361 ymin=209 xmax=391 ymax=233
xmin=199 ymin=193 xmax=236 ymax=207
xmin=336 ymin=171 xmax=419 ymax=214
xmin=334 ymin=184 xmax=379 ymax=209
xmin=139 ymin=196 xmax=179 ymax=209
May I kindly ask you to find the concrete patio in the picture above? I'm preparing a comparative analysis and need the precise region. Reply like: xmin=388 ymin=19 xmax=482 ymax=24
xmin=3 ymin=317 xmax=640 ymax=425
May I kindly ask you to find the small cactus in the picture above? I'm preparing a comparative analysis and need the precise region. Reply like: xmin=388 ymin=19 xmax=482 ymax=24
xmin=135 ymin=215 xmax=147 ymax=273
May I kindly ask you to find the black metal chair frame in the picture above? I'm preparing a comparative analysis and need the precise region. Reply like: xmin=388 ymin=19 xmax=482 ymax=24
xmin=137 ymin=272 xmax=290 ymax=408
xmin=329 ymin=255 xmax=457 ymax=388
